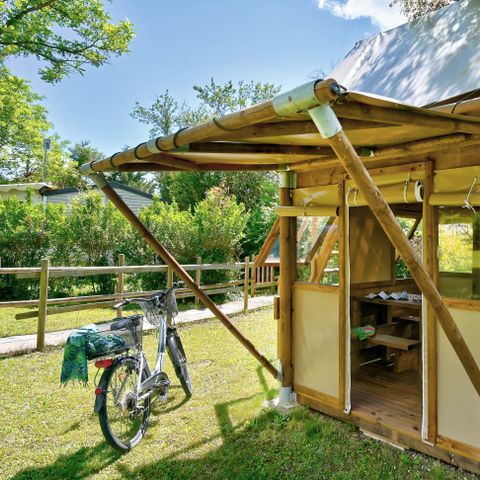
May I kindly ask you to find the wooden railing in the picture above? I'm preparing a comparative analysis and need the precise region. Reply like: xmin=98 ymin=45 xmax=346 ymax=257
xmin=0 ymin=255 xmax=278 ymax=350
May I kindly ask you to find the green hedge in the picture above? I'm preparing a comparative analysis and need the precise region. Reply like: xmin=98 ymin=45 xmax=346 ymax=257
xmin=0 ymin=188 xmax=248 ymax=300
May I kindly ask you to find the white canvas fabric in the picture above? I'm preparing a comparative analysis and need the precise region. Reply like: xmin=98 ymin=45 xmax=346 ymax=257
xmin=331 ymin=0 xmax=480 ymax=106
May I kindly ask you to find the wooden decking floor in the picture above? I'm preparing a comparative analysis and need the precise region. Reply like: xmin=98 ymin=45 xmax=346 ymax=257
xmin=351 ymin=363 xmax=422 ymax=438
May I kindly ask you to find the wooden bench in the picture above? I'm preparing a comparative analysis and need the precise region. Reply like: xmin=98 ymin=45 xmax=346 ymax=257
xmin=367 ymin=334 xmax=420 ymax=372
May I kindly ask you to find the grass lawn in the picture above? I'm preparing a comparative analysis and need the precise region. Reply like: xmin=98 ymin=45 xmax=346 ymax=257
xmin=0 ymin=308 xmax=477 ymax=480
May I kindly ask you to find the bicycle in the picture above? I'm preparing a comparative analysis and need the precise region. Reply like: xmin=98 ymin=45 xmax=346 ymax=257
xmin=91 ymin=281 xmax=192 ymax=452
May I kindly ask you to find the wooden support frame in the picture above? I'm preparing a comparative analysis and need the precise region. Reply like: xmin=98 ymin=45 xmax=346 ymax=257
xmin=254 ymin=218 xmax=280 ymax=267
xmin=309 ymin=218 xmax=339 ymax=283
xmin=90 ymin=173 xmax=279 ymax=379
xmin=395 ymin=216 xmax=422 ymax=263
xmin=309 ymin=105 xmax=480 ymax=397
xmin=304 ymin=216 xmax=336 ymax=264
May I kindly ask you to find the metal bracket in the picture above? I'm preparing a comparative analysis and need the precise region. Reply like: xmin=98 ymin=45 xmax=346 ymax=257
xmin=89 ymin=172 xmax=108 ymax=189
xmin=279 ymin=171 xmax=297 ymax=189
xmin=272 ymin=80 xmax=319 ymax=116
xmin=308 ymin=103 xmax=343 ymax=139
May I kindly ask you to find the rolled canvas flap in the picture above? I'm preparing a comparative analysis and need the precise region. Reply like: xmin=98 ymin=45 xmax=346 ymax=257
xmin=275 ymin=206 xmax=338 ymax=217
xmin=347 ymin=180 xmax=423 ymax=206
xmin=430 ymin=192 xmax=480 ymax=207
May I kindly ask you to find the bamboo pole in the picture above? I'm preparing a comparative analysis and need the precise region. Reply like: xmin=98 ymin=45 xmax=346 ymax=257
xmin=80 ymin=79 xmax=340 ymax=174
xmin=89 ymin=173 xmax=279 ymax=379
xmin=244 ymin=256 xmax=250 ymax=312
xmin=195 ymin=256 xmax=202 ymax=306
xmin=36 ymin=258 xmax=50 ymax=351
xmin=309 ymin=105 xmax=480 ymax=397
xmin=116 ymin=254 xmax=125 ymax=318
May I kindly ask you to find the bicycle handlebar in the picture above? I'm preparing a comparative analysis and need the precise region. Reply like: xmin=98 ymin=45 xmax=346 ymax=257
xmin=113 ymin=281 xmax=184 ymax=309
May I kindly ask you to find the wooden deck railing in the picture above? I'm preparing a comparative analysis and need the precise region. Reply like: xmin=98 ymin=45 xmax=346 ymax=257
xmin=0 ymin=255 xmax=278 ymax=350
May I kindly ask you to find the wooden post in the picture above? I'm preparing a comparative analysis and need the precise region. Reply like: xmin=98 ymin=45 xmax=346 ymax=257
xmin=424 ymin=160 xmax=439 ymax=442
xmin=91 ymin=174 xmax=279 ymax=379
xmin=195 ymin=256 xmax=202 ymax=306
xmin=338 ymin=181 xmax=347 ymax=409
xmin=36 ymin=258 xmax=50 ymax=351
xmin=473 ymin=213 xmax=480 ymax=299
xmin=244 ymin=256 xmax=250 ymax=312
xmin=278 ymin=172 xmax=296 ymax=388
xmin=315 ymin=114 xmax=480 ymax=397
xmin=250 ymin=254 xmax=256 ymax=296
xmin=116 ymin=254 xmax=125 ymax=318
xmin=167 ymin=264 xmax=174 ymax=288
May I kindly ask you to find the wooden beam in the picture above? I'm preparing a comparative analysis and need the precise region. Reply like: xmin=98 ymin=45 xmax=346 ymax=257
xmin=289 ymin=134 xmax=473 ymax=172
xmin=335 ymin=102 xmax=480 ymax=135
xmin=309 ymin=218 xmax=339 ymax=283
xmin=147 ymin=153 xmax=198 ymax=170
xmin=117 ymin=162 xmax=277 ymax=172
xmin=201 ymin=119 xmax=393 ymax=142
xmin=255 ymin=218 xmax=280 ymax=267
xmin=323 ymin=127 xmax=480 ymax=397
xmin=94 ymin=174 xmax=279 ymax=379
xmin=189 ymin=142 xmax=333 ymax=156
xmin=338 ymin=181 xmax=347 ymax=410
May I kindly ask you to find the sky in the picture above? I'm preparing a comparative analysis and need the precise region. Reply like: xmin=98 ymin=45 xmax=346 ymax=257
xmin=9 ymin=0 xmax=407 ymax=156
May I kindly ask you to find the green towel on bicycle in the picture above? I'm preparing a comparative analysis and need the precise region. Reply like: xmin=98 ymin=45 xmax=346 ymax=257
xmin=60 ymin=324 xmax=126 ymax=385
xmin=351 ymin=325 xmax=376 ymax=341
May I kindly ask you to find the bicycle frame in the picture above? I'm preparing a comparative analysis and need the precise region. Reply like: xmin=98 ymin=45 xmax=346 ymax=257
xmin=134 ymin=295 xmax=176 ymax=403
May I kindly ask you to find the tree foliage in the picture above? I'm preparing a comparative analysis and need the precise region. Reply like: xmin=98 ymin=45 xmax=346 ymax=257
xmin=391 ymin=0 xmax=456 ymax=20
xmin=0 ymin=0 xmax=134 ymax=82
xmin=0 ymin=66 xmax=50 ymax=181
xmin=131 ymin=79 xmax=281 ymax=138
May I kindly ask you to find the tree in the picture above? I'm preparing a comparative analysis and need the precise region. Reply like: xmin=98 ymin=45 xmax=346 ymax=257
xmin=0 ymin=0 xmax=134 ymax=83
xmin=0 ymin=66 xmax=50 ymax=181
xmin=69 ymin=140 xmax=103 ymax=169
xmin=391 ymin=0 xmax=456 ymax=20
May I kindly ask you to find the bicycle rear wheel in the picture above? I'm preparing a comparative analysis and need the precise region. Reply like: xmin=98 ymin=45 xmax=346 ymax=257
xmin=167 ymin=329 xmax=193 ymax=397
xmin=97 ymin=356 xmax=150 ymax=452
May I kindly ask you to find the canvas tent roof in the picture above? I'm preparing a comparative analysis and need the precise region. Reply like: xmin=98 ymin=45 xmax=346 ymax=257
xmin=330 ymin=0 xmax=480 ymax=107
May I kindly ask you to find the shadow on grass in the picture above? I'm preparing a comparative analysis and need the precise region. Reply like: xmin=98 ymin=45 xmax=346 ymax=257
xmin=10 ymin=441 xmax=122 ymax=480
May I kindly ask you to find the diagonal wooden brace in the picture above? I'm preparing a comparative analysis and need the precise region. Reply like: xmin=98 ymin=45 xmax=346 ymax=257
xmin=89 ymin=173 xmax=279 ymax=380
xmin=308 ymin=103 xmax=480 ymax=398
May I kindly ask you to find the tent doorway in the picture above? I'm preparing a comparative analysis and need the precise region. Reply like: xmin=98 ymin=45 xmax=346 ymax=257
xmin=348 ymin=206 xmax=423 ymax=438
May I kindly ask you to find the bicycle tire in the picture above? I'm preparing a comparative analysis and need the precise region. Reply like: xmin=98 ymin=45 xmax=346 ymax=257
xmin=167 ymin=330 xmax=193 ymax=398
xmin=97 ymin=356 xmax=150 ymax=452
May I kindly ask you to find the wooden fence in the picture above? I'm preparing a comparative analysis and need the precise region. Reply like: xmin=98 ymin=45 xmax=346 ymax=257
xmin=0 ymin=255 xmax=278 ymax=350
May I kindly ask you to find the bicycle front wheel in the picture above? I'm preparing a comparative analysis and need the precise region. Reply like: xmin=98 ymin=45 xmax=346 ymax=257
xmin=167 ymin=330 xmax=193 ymax=398
xmin=98 ymin=356 xmax=150 ymax=452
